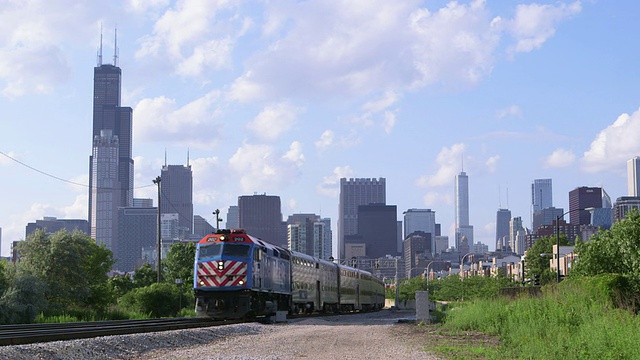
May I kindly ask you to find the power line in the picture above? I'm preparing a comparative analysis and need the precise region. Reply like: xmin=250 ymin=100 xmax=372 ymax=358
xmin=0 ymin=150 xmax=154 ymax=190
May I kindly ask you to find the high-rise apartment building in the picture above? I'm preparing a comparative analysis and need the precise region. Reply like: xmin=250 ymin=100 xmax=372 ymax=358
xmin=287 ymin=213 xmax=320 ymax=256
xmin=628 ymin=157 xmax=640 ymax=196
xmin=495 ymin=208 xmax=511 ymax=251
xmin=338 ymin=178 xmax=386 ymax=260
xmin=88 ymin=33 xmax=133 ymax=253
xmin=569 ymin=187 xmax=602 ymax=225
xmin=455 ymin=171 xmax=473 ymax=249
xmin=160 ymin=164 xmax=193 ymax=236
xmin=509 ymin=216 xmax=526 ymax=255
xmin=238 ymin=194 xmax=284 ymax=247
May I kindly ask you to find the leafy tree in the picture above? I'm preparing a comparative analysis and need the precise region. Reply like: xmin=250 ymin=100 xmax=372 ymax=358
xmin=0 ymin=266 xmax=48 ymax=324
xmin=398 ymin=277 xmax=428 ymax=303
xmin=163 ymin=242 xmax=196 ymax=286
xmin=525 ymin=235 xmax=569 ymax=285
xmin=573 ymin=209 xmax=640 ymax=277
xmin=133 ymin=262 xmax=158 ymax=288
xmin=16 ymin=229 xmax=114 ymax=312
xmin=107 ymin=273 xmax=135 ymax=298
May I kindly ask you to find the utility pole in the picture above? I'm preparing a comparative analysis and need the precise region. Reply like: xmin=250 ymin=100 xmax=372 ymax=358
xmin=153 ymin=176 xmax=162 ymax=283
xmin=213 ymin=209 xmax=223 ymax=230
xmin=394 ymin=257 xmax=399 ymax=308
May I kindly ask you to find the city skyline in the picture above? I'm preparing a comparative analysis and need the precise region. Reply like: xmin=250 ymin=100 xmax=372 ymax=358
xmin=2 ymin=2 xmax=640 ymax=258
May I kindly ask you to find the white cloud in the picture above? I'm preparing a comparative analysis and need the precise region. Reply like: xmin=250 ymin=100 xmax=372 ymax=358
xmin=362 ymin=91 xmax=399 ymax=113
xmin=416 ymin=143 xmax=466 ymax=187
xmin=545 ymin=148 xmax=576 ymax=168
xmin=228 ymin=142 xmax=304 ymax=193
xmin=247 ymin=102 xmax=303 ymax=141
xmin=135 ymin=0 xmax=241 ymax=77
xmin=315 ymin=130 xmax=334 ymax=150
xmin=423 ymin=191 xmax=452 ymax=207
xmin=317 ymin=166 xmax=354 ymax=197
xmin=382 ymin=111 xmax=397 ymax=134
xmin=506 ymin=1 xmax=581 ymax=54
xmin=191 ymin=156 xmax=222 ymax=206
xmin=485 ymin=155 xmax=500 ymax=173
xmin=133 ymin=91 xmax=223 ymax=149
xmin=287 ymin=198 xmax=298 ymax=212
xmin=497 ymin=104 xmax=522 ymax=118
xmin=581 ymin=108 xmax=640 ymax=172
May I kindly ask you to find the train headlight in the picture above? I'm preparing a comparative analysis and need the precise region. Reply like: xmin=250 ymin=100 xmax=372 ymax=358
xmin=199 ymin=280 xmax=205 ymax=286
xmin=238 ymin=280 xmax=244 ymax=285
xmin=218 ymin=261 xmax=224 ymax=270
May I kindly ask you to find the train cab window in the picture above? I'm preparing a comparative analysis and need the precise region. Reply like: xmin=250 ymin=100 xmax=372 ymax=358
xmin=198 ymin=243 xmax=223 ymax=259
xmin=222 ymin=244 xmax=251 ymax=258
xmin=315 ymin=262 xmax=319 ymax=269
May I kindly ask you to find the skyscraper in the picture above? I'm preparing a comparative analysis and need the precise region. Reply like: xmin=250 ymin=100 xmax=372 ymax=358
xmin=88 ymin=30 xmax=133 ymax=252
xmin=495 ymin=208 xmax=511 ymax=251
xmin=238 ymin=194 xmax=284 ymax=246
xmin=160 ymin=163 xmax=193 ymax=236
xmin=338 ymin=178 xmax=386 ymax=260
xmin=403 ymin=209 xmax=436 ymax=255
xmin=531 ymin=179 xmax=553 ymax=229
xmin=455 ymin=171 xmax=473 ymax=249
xmin=569 ymin=186 xmax=602 ymax=225
xmin=628 ymin=156 xmax=640 ymax=196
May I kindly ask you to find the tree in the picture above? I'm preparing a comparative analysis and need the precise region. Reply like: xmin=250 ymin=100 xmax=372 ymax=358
xmin=573 ymin=209 xmax=640 ymax=277
xmin=133 ymin=262 xmax=157 ymax=288
xmin=525 ymin=235 xmax=569 ymax=285
xmin=16 ymin=229 xmax=115 ymax=312
xmin=107 ymin=273 xmax=135 ymax=298
xmin=163 ymin=242 xmax=196 ymax=286
xmin=119 ymin=283 xmax=181 ymax=317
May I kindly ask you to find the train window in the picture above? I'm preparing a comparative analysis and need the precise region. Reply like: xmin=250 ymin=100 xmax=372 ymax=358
xmin=197 ymin=243 xmax=223 ymax=259
xmin=222 ymin=244 xmax=251 ymax=258
xmin=315 ymin=262 xmax=319 ymax=269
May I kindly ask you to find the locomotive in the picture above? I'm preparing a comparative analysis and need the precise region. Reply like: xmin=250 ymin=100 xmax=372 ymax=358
xmin=194 ymin=229 xmax=385 ymax=320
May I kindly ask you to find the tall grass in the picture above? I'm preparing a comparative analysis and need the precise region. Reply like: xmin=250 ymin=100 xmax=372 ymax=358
xmin=441 ymin=275 xmax=640 ymax=359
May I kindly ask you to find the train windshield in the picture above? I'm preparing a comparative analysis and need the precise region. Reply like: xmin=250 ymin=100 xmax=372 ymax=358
xmin=198 ymin=243 xmax=251 ymax=259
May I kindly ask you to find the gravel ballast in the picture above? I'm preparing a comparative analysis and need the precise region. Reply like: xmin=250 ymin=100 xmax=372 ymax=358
xmin=0 ymin=310 xmax=440 ymax=359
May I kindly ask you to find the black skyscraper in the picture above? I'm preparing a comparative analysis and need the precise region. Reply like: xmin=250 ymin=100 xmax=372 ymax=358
xmin=88 ymin=31 xmax=133 ymax=253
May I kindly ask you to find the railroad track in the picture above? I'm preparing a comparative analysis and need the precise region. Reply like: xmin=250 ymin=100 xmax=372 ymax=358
xmin=0 ymin=317 xmax=236 ymax=346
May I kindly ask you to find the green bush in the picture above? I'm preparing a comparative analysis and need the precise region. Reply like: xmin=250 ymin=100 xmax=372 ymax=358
xmin=119 ymin=283 xmax=181 ymax=318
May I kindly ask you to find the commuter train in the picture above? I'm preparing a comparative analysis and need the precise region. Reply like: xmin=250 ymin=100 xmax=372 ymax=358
xmin=194 ymin=229 xmax=385 ymax=320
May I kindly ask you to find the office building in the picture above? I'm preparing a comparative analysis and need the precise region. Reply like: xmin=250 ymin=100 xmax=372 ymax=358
xmin=133 ymin=198 xmax=153 ymax=207
xmin=509 ymin=216 xmax=525 ymax=254
xmin=226 ymin=205 xmax=239 ymax=229
xmin=317 ymin=218 xmax=332 ymax=260
xmin=628 ymin=156 xmax=640 ymax=196
xmin=88 ymin=32 xmax=134 ymax=253
xmin=238 ymin=194 xmax=284 ymax=246
xmin=287 ymin=213 xmax=320 ymax=256
xmin=338 ymin=178 xmax=386 ymax=260
xmin=193 ymin=215 xmax=215 ymax=238
xmin=349 ymin=203 xmax=397 ymax=260
xmin=531 ymin=178 xmax=553 ymax=224
xmin=403 ymin=231 xmax=431 ymax=278
xmin=25 ymin=217 xmax=89 ymax=239
xmin=116 ymin=207 xmax=157 ymax=272
xmin=532 ymin=207 xmax=564 ymax=233
xmin=160 ymin=164 xmax=193 ymax=237
xmin=455 ymin=171 xmax=473 ymax=249
xmin=569 ymin=187 xmax=602 ymax=225
xmin=403 ymin=209 xmax=436 ymax=255
xmin=613 ymin=196 xmax=640 ymax=223
xmin=495 ymin=208 xmax=511 ymax=251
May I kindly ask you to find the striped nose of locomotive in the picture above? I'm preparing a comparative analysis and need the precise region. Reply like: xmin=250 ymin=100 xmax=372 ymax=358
xmin=197 ymin=260 xmax=248 ymax=287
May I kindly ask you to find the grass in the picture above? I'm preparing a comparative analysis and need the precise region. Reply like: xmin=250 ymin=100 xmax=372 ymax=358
xmin=425 ymin=276 xmax=640 ymax=359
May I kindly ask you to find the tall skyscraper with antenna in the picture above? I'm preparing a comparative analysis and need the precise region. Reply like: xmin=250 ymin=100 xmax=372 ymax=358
xmin=455 ymin=167 xmax=473 ymax=250
xmin=88 ymin=28 xmax=133 ymax=253
xmin=628 ymin=156 xmax=640 ymax=196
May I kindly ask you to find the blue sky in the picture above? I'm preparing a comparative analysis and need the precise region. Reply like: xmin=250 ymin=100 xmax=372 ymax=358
xmin=1 ymin=0 xmax=639 ymax=258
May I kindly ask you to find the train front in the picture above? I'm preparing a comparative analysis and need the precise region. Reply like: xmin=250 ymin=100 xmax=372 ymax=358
xmin=194 ymin=229 xmax=253 ymax=319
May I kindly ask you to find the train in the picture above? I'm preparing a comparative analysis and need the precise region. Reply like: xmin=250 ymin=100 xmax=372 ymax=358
xmin=193 ymin=229 xmax=385 ymax=320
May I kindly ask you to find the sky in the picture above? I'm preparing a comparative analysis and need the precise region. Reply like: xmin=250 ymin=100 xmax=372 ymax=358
xmin=1 ymin=0 xmax=640 ymax=259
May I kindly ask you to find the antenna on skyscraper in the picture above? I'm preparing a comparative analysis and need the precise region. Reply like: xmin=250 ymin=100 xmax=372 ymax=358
xmin=187 ymin=149 xmax=190 ymax=167
xmin=164 ymin=148 xmax=167 ymax=167
xmin=113 ymin=26 xmax=119 ymax=66
xmin=97 ymin=24 xmax=103 ymax=66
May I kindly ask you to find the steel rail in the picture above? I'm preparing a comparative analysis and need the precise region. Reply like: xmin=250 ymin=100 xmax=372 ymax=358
xmin=0 ymin=317 xmax=234 ymax=346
